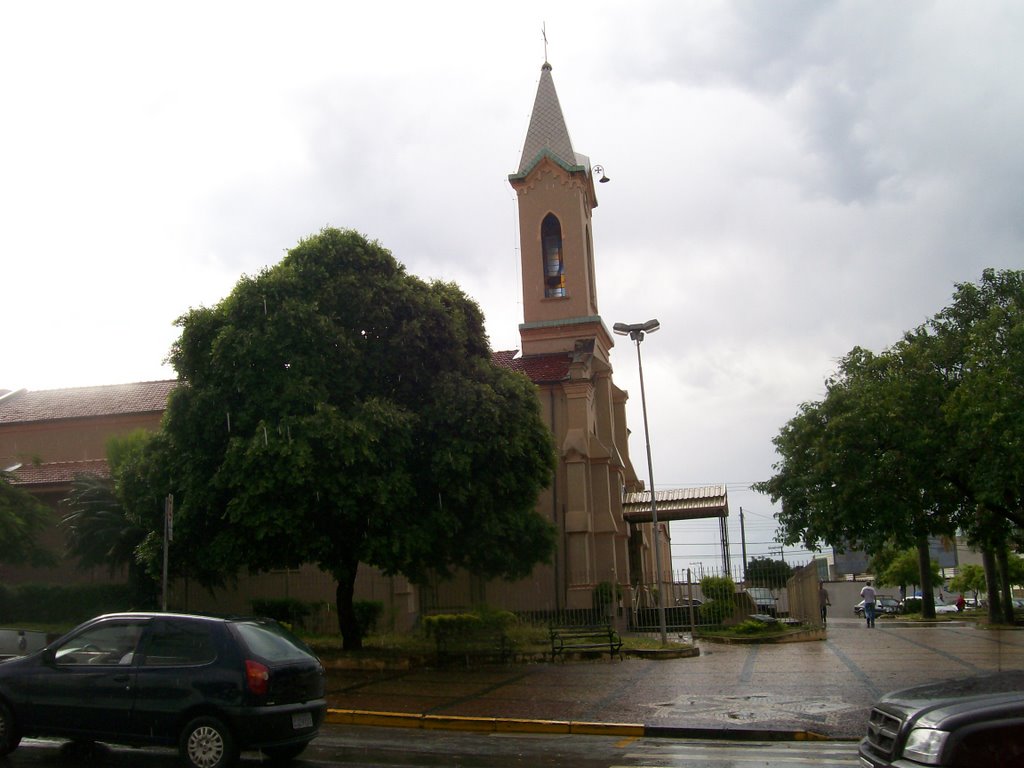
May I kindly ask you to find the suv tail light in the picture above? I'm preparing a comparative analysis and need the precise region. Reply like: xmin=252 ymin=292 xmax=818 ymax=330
xmin=245 ymin=660 xmax=270 ymax=697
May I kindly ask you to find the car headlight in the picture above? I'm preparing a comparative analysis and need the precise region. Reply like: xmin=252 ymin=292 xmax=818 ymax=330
xmin=902 ymin=728 xmax=949 ymax=765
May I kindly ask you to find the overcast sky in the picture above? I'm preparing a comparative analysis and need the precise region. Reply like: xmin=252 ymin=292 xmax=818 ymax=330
xmin=2 ymin=1 xmax=1021 ymax=573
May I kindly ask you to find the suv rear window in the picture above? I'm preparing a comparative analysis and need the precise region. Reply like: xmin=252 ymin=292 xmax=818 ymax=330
xmin=232 ymin=621 xmax=315 ymax=663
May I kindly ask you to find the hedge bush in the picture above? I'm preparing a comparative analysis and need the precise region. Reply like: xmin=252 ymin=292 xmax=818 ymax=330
xmin=422 ymin=607 xmax=516 ymax=643
xmin=0 ymin=583 xmax=149 ymax=625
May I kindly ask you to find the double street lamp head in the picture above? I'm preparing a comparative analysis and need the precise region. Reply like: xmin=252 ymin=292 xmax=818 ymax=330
xmin=613 ymin=316 xmax=667 ymax=642
xmin=613 ymin=319 xmax=660 ymax=342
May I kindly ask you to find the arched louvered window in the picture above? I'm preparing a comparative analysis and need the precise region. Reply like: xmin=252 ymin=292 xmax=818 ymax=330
xmin=542 ymin=213 xmax=565 ymax=298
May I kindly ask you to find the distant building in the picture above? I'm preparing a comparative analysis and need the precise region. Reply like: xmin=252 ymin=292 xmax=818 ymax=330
xmin=0 ymin=381 xmax=174 ymax=586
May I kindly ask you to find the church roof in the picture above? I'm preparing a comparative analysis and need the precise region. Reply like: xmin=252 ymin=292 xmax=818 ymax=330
xmin=493 ymin=349 xmax=571 ymax=384
xmin=0 ymin=380 xmax=177 ymax=424
xmin=514 ymin=62 xmax=587 ymax=177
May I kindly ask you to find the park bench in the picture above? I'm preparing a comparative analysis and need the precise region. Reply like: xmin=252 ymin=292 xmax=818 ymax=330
xmin=549 ymin=624 xmax=623 ymax=661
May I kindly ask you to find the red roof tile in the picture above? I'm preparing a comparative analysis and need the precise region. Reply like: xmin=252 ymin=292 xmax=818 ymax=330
xmin=7 ymin=459 xmax=111 ymax=486
xmin=0 ymin=381 xmax=177 ymax=424
xmin=492 ymin=350 xmax=571 ymax=384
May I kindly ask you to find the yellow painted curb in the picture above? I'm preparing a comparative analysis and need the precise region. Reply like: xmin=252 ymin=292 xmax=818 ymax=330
xmin=326 ymin=708 xmax=825 ymax=741
xmin=493 ymin=718 xmax=571 ymax=734
xmin=325 ymin=708 xmax=644 ymax=737
xmin=570 ymin=721 xmax=645 ymax=737
xmin=326 ymin=709 xmax=424 ymax=729
xmin=423 ymin=715 xmax=499 ymax=732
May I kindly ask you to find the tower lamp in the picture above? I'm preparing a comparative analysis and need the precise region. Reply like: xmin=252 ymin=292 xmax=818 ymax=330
xmin=613 ymin=319 xmax=668 ymax=644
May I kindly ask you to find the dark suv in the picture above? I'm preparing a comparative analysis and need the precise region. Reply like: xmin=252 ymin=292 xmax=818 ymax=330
xmin=858 ymin=672 xmax=1024 ymax=767
xmin=0 ymin=612 xmax=326 ymax=768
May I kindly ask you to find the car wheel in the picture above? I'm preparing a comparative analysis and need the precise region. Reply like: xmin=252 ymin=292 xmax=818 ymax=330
xmin=179 ymin=716 xmax=238 ymax=768
xmin=0 ymin=700 xmax=21 ymax=756
xmin=261 ymin=741 xmax=310 ymax=763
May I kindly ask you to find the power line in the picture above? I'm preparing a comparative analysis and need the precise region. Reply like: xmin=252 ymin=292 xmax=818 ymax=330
xmin=671 ymin=540 xmax=794 ymax=547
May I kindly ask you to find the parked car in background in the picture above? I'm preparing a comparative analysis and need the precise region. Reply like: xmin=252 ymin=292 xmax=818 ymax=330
xmin=674 ymin=597 xmax=704 ymax=608
xmin=0 ymin=630 xmax=47 ymax=661
xmin=899 ymin=595 xmax=962 ymax=615
xmin=0 ymin=612 xmax=326 ymax=768
xmin=854 ymin=597 xmax=901 ymax=617
xmin=858 ymin=672 xmax=1024 ymax=767
xmin=743 ymin=588 xmax=778 ymax=617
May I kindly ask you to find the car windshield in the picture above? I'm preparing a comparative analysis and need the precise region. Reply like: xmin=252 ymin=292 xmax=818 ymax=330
xmin=232 ymin=620 xmax=316 ymax=663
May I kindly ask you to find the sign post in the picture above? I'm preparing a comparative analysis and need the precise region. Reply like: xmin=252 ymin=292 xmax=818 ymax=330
xmin=162 ymin=494 xmax=173 ymax=611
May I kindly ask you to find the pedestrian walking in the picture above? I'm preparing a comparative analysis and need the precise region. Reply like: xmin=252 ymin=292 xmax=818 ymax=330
xmin=860 ymin=580 xmax=877 ymax=627
xmin=819 ymin=582 xmax=831 ymax=625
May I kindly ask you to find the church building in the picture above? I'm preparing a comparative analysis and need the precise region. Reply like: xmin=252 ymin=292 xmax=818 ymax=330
xmin=1 ymin=60 xmax=729 ymax=630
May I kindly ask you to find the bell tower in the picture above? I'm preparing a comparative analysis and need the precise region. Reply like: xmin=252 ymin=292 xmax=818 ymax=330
xmin=508 ymin=61 xmax=612 ymax=363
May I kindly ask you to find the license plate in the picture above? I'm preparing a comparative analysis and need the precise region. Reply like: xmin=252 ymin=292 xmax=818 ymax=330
xmin=292 ymin=712 xmax=313 ymax=730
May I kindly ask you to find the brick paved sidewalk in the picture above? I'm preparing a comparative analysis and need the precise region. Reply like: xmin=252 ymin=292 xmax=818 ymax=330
xmin=323 ymin=619 xmax=1024 ymax=739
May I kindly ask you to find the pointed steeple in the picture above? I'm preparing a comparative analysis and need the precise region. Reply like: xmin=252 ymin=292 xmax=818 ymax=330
xmin=509 ymin=60 xmax=610 ymax=362
xmin=515 ymin=62 xmax=584 ymax=177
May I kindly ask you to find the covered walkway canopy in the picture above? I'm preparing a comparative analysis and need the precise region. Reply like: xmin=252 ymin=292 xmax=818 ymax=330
xmin=622 ymin=484 xmax=729 ymax=522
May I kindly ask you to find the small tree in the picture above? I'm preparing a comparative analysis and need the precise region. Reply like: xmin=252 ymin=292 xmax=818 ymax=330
xmin=948 ymin=564 xmax=987 ymax=604
xmin=874 ymin=549 xmax=940 ymax=597
xmin=61 ymin=431 xmax=159 ymax=606
xmin=745 ymin=557 xmax=793 ymax=589
xmin=699 ymin=575 xmax=737 ymax=625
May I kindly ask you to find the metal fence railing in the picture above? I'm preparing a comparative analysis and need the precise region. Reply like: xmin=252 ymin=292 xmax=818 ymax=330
xmin=415 ymin=563 xmax=815 ymax=634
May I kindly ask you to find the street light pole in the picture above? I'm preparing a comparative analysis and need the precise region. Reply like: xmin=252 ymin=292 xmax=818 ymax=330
xmin=613 ymin=319 xmax=668 ymax=645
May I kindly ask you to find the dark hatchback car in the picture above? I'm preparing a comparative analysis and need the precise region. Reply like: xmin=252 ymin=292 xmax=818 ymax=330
xmin=0 ymin=612 xmax=326 ymax=768
xmin=858 ymin=672 xmax=1024 ymax=767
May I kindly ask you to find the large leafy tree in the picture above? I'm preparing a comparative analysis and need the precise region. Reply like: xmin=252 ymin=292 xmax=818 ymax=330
xmin=756 ymin=343 xmax=955 ymax=616
xmin=0 ymin=470 xmax=53 ymax=568
xmin=925 ymin=268 xmax=1024 ymax=622
xmin=937 ymin=269 xmax=1024 ymax=529
xmin=147 ymin=228 xmax=557 ymax=648
xmin=756 ymin=269 xmax=1024 ymax=620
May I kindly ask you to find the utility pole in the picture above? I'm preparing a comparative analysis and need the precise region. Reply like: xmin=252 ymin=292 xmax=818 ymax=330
xmin=740 ymin=507 xmax=749 ymax=584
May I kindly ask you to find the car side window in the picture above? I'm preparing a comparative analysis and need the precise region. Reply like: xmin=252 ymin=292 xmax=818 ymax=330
xmin=54 ymin=621 xmax=147 ymax=666
xmin=141 ymin=621 xmax=216 ymax=666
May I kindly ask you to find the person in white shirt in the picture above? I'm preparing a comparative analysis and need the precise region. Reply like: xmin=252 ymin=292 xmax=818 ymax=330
xmin=860 ymin=580 xmax=877 ymax=628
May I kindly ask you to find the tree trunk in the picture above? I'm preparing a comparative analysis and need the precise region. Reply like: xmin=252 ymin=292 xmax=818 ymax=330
xmin=916 ymin=537 xmax=936 ymax=619
xmin=996 ymin=547 xmax=1015 ymax=625
xmin=982 ymin=547 xmax=1002 ymax=623
xmin=333 ymin=559 xmax=363 ymax=651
